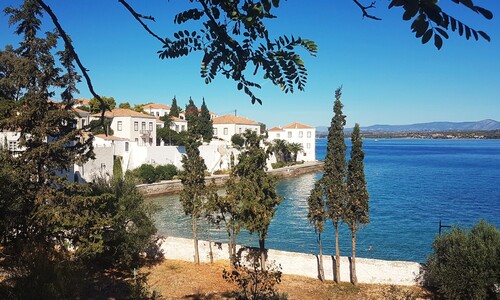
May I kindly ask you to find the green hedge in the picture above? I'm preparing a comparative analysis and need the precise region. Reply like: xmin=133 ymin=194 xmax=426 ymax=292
xmin=134 ymin=164 xmax=178 ymax=184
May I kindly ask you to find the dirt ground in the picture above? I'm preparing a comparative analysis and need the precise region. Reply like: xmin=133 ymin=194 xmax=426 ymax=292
xmin=143 ymin=259 xmax=431 ymax=300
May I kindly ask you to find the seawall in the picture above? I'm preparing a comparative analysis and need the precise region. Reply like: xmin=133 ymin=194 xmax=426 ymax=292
xmin=159 ymin=236 xmax=423 ymax=286
xmin=138 ymin=161 xmax=324 ymax=196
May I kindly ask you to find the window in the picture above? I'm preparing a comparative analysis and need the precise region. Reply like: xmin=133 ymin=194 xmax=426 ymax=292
xmin=149 ymin=122 xmax=153 ymax=131
xmin=175 ymin=125 xmax=179 ymax=131
xmin=100 ymin=163 xmax=106 ymax=169
xmin=125 ymin=142 xmax=129 ymax=151
xmin=135 ymin=138 xmax=138 ymax=142
xmin=156 ymin=112 xmax=159 ymax=116
xmin=276 ymin=133 xmax=280 ymax=138
xmin=8 ymin=141 xmax=17 ymax=152
xmin=307 ymin=143 xmax=311 ymax=149
xmin=307 ymin=131 xmax=312 ymax=138
xmin=224 ymin=128 xmax=228 ymax=135
xmin=81 ymin=119 xmax=86 ymax=128
xmin=117 ymin=121 xmax=123 ymax=131
xmin=299 ymin=131 xmax=303 ymax=138
xmin=239 ymin=128 xmax=242 ymax=134
xmin=214 ymin=128 xmax=218 ymax=135
xmin=141 ymin=122 xmax=146 ymax=131
xmin=287 ymin=131 xmax=292 ymax=138
xmin=181 ymin=125 xmax=185 ymax=131
xmin=134 ymin=122 xmax=138 ymax=131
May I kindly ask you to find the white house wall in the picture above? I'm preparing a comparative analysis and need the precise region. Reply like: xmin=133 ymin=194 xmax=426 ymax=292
xmin=213 ymin=124 xmax=260 ymax=142
xmin=76 ymin=145 xmax=115 ymax=182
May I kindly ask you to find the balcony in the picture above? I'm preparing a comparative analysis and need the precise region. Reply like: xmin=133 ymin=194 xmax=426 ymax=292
xmin=140 ymin=130 xmax=152 ymax=137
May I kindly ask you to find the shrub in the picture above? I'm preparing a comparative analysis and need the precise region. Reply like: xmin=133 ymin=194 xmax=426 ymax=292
xmin=425 ymin=220 xmax=500 ymax=300
xmin=223 ymin=249 xmax=287 ymax=300
xmin=135 ymin=164 xmax=158 ymax=184
xmin=231 ymin=134 xmax=245 ymax=148
xmin=155 ymin=164 xmax=177 ymax=181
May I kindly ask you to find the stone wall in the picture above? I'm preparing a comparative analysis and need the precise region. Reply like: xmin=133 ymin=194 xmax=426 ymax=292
xmin=159 ymin=236 xmax=423 ymax=286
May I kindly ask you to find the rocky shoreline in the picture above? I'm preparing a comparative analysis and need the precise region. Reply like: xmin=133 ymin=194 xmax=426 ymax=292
xmin=138 ymin=161 xmax=324 ymax=197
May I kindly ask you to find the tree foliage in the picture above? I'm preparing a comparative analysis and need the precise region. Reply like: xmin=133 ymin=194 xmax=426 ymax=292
xmin=425 ymin=220 xmax=500 ymax=300
xmin=306 ymin=180 xmax=327 ymax=281
xmin=168 ymin=96 xmax=181 ymax=118
xmin=345 ymin=123 xmax=369 ymax=285
xmin=199 ymin=98 xmax=213 ymax=142
xmin=179 ymin=134 xmax=207 ymax=264
xmin=322 ymin=87 xmax=347 ymax=283
xmin=233 ymin=130 xmax=282 ymax=268
xmin=89 ymin=95 xmax=116 ymax=113
xmin=158 ymin=0 xmax=318 ymax=105
xmin=389 ymin=0 xmax=493 ymax=50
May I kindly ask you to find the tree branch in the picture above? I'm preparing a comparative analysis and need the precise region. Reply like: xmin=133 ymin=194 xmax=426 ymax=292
xmin=352 ymin=0 xmax=382 ymax=20
xmin=35 ymin=0 xmax=108 ymax=124
xmin=117 ymin=0 xmax=165 ymax=44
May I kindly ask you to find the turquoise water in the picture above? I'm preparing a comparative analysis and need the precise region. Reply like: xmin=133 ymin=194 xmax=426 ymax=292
xmin=149 ymin=139 xmax=500 ymax=262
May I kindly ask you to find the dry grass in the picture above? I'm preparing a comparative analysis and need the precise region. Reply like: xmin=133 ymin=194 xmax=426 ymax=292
xmin=143 ymin=259 xmax=432 ymax=300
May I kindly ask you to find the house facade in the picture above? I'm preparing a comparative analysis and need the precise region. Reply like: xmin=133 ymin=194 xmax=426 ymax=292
xmin=143 ymin=103 xmax=171 ymax=118
xmin=267 ymin=122 xmax=316 ymax=161
xmin=92 ymin=108 xmax=157 ymax=146
xmin=212 ymin=114 xmax=260 ymax=142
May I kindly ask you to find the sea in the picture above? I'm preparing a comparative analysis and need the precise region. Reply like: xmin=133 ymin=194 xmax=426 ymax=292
xmin=149 ymin=138 xmax=500 ymax=263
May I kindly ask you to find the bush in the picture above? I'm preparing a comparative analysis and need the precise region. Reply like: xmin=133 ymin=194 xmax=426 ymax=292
xmin=133 ymin=164 xmax=178 ymax=184
xmin=231 ymin=134 xmax=245 ymax=148
xmin=155 ymin=164 xmax=177 ymax=181
xmin=425 ymin=220 xmax=500 ymax=300
xmin=223 ymin=249 xmax=287 ymax=300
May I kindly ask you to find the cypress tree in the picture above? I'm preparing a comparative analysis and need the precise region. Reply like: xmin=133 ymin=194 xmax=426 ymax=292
xmin=185 ymin=97 xmax=199 ymax=136
xmin=168 ymin=95 xmax=181 ymax=118
xmin=345 ymin=123 xmax=369 ymax=285
xmin=322 ymin=87 xmax=347 ymax=283
xmin=179 ymin=134 xmax=207 ymax=264
xmin=199 ymin=98 xmax=213 ymax=142
xmin=307 ymin=180 xmax=327 ymax=281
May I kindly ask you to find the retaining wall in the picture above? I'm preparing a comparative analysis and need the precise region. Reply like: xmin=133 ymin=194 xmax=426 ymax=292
xmin=159 ymin=236 xmax=423 ymax=286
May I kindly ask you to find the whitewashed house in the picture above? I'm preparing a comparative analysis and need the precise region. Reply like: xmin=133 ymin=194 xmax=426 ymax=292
xmin=155 ymin=116 xmax=188 ymax=133
xmin=267 ymin=122 xmax=316 ymax=161
xmin=143 ymin=103 xmax=171 ymax=117
xmin=212 ymin=114 xmax=261 ymax=142
xmin=91 ymin=108 xmax=157 ymax=146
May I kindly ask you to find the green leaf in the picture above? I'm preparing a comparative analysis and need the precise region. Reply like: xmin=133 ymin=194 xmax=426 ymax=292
xmin=474 ymin=6 xmax=493 ymax=20
xmin=434 ymin=34 xmax=443 ymax=50
xmin=422 ymin=29 xmax=433 ymax=44
xmin=478 ymin=31 xmax=491 ymax=42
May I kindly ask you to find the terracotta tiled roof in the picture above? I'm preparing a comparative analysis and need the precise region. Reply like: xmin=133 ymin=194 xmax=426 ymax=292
xmin=213 ymin=114 xmax=258 ymax=125
xmin=282 ymin=122 xmax=314 ymax=129
xmin=91 ymin=108 xmax=156 ymax=119
xmin=268 ymin=126 xmax=285 ymax=132
xmin=143 ymin=103 xmax=171 ymax=109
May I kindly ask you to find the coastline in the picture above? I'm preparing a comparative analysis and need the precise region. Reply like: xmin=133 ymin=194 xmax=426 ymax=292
xmin=138 ymin=160 xmax=324 ymax=197
xmin=158 ymin=236 xmax=423 ymax=286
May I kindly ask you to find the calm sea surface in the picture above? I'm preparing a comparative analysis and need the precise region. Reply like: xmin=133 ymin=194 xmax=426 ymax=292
xmin=149 ymin=138 xmax=500 ymax=262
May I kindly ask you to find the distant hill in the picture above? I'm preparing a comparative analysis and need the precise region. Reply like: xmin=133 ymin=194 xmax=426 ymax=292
xmin=316 ymin=119 xmax=500 ymax=134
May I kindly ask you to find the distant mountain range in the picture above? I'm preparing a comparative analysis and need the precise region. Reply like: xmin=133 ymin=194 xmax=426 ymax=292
xmin=316 ymin=119 xmax=500 ymax=133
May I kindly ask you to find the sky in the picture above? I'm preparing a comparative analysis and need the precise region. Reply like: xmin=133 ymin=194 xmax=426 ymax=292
xmin=1 ymin=0 xmax=499 ymax=128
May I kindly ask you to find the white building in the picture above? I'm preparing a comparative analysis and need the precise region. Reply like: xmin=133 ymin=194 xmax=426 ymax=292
xmin=212 ymin=114 xmax=261 ymax=142
xmin=268 ymin=122 xmax=316 ymax=161
xmin=143 ymin=103 xmax=171 ymax=118
xmin=92 ymin=108 xmax=157 ymax=146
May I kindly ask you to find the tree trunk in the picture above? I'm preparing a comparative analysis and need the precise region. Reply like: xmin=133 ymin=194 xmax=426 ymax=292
xmin=334 ymin=221 xmax=340 ymax=283
xmin=318 ymin=232 xmax=325 ymax=281
xmin=192 ymin=216 xmax=200 ymax=264
xmin=351 ymin=230 xmax=357 ymax=285
xmin=208 ymin=239 xmax=213 ymax=264
xmin=259 ymin=238 xmax=266 ymax=270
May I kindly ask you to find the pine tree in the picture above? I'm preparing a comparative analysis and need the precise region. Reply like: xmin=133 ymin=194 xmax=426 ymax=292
xmin=199 ymin=98 xmax=213 ymax=142
xmin=307 ymin=181 xmax=327 ymax=281
xmin=322 ymin=87 xmax=347 ymax=283
xmin=234 ymin=130 xmax=282 ymax=268
xmin=179 ymin=134 xmax=207 ymax=264
xmin=345 ymin=123 xmax=369 ymax=285
xmin=168 ymin=96 xmax=181 ymax=118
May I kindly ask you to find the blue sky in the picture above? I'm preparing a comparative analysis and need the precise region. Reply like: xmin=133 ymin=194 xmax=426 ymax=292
xmin=1 ymin=0 xmax=499 ymax=128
